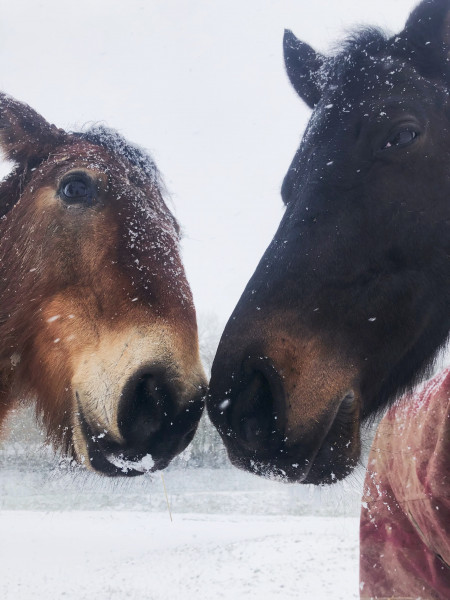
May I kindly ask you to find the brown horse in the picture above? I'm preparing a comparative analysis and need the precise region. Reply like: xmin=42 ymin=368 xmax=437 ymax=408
xmin=207 ymin=0 xmax=450 ymax=484
xmin=0 ymin=93 xmax=206 ymax=475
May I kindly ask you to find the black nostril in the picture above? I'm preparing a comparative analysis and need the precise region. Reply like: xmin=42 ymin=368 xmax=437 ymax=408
xmin=119 ymin=374 xmax=169 ymax=447
xmin=232 ymin=367 xmax=281 ymax=452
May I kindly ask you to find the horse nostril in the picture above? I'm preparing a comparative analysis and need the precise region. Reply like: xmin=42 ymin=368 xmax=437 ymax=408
xmin=119 ymin=374 xmax=169 ymax=447
xmin=232 ymin=369 xmax=281 ymax=452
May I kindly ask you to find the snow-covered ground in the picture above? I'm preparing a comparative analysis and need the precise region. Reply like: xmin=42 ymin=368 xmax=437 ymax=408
xmin=0 ymin=511 xmax=359 ymax=600
xmin=1 ymin=451 xmax=363 ymax=600
xmin=0 ymin=405 xmax=365 ymax=600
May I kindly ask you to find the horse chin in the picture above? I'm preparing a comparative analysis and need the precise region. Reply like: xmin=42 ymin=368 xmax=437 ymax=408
xmin=221 ymin=403 xmax=362 ymax=485
xmin=72 ymin=387 xmax=204 ymax=477
xmin=226 ymin=438 xmax=360 ymax=484
xmin=300 ymin=433 xmax=361 ymax=485
xmin=301 ymin=395 xmax=362 ymax=484
xmin=71 ymin=403 xmax=145 ymax=476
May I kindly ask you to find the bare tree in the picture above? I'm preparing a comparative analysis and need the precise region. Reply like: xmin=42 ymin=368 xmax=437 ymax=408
xmin=197 ymin=311 xmax=224 ymax=376
xmin=173 ymin=311 xmax=229 ymax=468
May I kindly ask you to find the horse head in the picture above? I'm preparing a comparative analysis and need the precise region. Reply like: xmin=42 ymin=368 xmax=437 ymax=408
xmin=0 ymin=94 xmax=206 ymax=475
xmin=208 ymin=0 xmax=450 ymax=483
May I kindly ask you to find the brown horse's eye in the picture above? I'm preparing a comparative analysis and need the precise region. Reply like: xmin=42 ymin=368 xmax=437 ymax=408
xmin=63 ymin=180 xmax=88 ymax=198
xmin=383 ymin=129 xmax=418 ymax=150
xmin=60 ymin=176 xmax=96 ymax=205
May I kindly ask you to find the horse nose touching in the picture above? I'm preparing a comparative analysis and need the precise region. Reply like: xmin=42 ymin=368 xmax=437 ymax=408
xmin=207 ymin=331 xmax=361 ymax=483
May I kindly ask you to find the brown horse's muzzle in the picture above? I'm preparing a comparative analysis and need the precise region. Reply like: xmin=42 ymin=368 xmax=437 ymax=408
xmin=71 ymin=325 xmax=206 ymax=476
xmin=207 ymin=331 xmax=361 ymax=483
xmin=75 ymin=369 xmax=205 ymax=476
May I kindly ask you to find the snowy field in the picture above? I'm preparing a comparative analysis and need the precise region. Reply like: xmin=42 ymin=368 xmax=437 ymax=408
xmin=0 ymin=392 xmax=368 ymax=600
xmin=1 ymin=511 xmax=359 ymax=600
xmin=1 ymin=444 xmax=363 ymax=600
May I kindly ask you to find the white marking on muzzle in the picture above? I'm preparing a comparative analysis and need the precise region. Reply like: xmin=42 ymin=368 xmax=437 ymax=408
xmin=71 ymin=324 xmax=205 ymax=469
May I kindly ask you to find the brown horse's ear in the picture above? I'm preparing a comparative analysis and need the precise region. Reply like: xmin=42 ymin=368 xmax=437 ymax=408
xmin=283 ymin=30 xmax=324 ymax=109
xmin=392 ymin=0 xmax=450 ymax=80
xmin=0 ymin=93 xmax=65 ymax=163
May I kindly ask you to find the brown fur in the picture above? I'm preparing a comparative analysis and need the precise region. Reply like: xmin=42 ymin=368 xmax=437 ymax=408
xmin=0 ymin=93 xmax=206 ymax=474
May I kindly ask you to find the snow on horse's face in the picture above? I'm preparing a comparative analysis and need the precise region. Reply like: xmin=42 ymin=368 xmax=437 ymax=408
xmin=208 ymin=0 xmax=450 ymax=484
xmin=0 ymin=93 xmax=206 ymax=475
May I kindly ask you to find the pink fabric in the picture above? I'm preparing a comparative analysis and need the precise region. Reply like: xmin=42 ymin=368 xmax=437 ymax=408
xmin=360 ymin=368 xmax=450 ymax=600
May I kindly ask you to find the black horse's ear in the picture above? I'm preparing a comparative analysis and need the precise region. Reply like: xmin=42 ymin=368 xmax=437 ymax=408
xmin=0 ymin=93 xmax=65 ymax=163
xmin=392 ymin=0 xmax=450 ymax=80
xmin=283 ymin=30 xmax=324 ymax=109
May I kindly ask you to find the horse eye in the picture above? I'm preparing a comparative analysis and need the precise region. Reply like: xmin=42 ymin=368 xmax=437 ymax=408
xmin=383 ymin=129 xmax=418 ymax=150
xmin=62 ymin=180 xmax=88 ymax=199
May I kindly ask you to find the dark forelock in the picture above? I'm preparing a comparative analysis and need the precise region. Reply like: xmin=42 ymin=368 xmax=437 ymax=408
xmin=321 ymin=27 xmax=390 ymax=87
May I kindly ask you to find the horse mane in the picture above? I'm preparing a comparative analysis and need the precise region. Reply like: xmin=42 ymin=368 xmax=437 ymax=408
xmin=324 ymin=23 xmax=450 ymax=87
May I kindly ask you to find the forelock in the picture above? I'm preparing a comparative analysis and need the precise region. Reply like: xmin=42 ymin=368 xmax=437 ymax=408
xmin=75 ymin=125 xmax=161 ymax=186
xmin=319 ymin=27 xmax=390 ymax=89
xmin=72 ymin=125 xmax=179 ymax=235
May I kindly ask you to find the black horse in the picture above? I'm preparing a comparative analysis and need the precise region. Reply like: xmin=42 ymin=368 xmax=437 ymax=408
xmin=207 ymin=0 xmax=450 ymax=484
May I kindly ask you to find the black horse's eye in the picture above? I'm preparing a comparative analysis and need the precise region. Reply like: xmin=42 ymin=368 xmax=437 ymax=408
xmin=383 ymin=129 xmax=418 ymax=150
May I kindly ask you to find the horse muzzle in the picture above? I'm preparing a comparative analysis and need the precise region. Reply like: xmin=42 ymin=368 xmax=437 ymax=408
xmin=207 ymin=352 xmax=362 ymax=484
xmin=73 ymin=366 xmax=206 ymax=476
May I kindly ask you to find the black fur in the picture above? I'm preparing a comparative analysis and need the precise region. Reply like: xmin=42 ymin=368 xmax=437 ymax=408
xmin=207 ymin=0 xmax=450 ymax=484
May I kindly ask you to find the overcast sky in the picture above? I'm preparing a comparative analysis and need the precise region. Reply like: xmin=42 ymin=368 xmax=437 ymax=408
xmin=0 ymin=0 xmax=418 ymax=324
